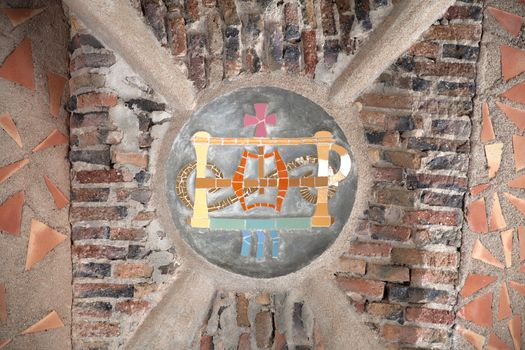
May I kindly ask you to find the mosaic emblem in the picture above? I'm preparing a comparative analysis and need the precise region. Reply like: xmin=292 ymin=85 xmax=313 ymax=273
xmin=167 ymin=87 xmax=357 ymax=277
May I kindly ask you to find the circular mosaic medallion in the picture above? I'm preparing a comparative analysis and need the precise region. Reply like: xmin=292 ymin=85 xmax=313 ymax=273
xmin=166 ymin=87 xmax=357 ymax=277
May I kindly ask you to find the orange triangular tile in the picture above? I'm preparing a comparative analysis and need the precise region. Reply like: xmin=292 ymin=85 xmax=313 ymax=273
xmin=497 ymin=101 xmax=525 ymax=131
xmin=0 ymin=37 xmax=34 ymax=90
xmin=0 ymin=112 xmax=22 ymax=148
xmin=490 ymin=193 xmax=507 ymax=231
xmin=0 ymin=158 xmax=28 ymax=184
xmin=471 ymin=183 xmax=491 ymax=196
xmin=520 ymin=227 xmax=525 ymax=262
xmin=32 ymin=129 xmax=67 ymax=153
xmin=510 ymin=281 xmax=525 ymax=296
xmin=457 ymin=326 xmax=485 ymax=350
xmin=520 ymin=265 xmax=525 ymax=272
xmin=0 ymin=283 xmax=6 ymax=324
xmin=485 ymin=143 xmax=504 ymax=179
xmin=43 ymin=176 xmax=69 ymax=209
xmin=1 ymin=8 xmax=44 ymax=27
xmin=25 ymin=219 xmax=67 ymax=270
xmin=467 ymin=198 xmax=488 ymax=233
xmin=487 ymin=333 xmax=512 ymax=350
xmin=504 ymin=192 xmax=525 ymax=217
xmin=498 ymin=283 xmax=512 ymax=321
xmin=481 ymin=102 xmax=496 ymax=141
xmin=0 ymin=191 xmax=24 ymax=236
xmin=472 ymin=239 xmax=504 ymax=269
xmin=508 ymin=315 xmax=522 ymax=350
xmin=488 ymin=7 xmax=523 ymax=37
xmin=47 ymin=72 xmax=66 ymax=118
xmin=0 ymin=340 xmax=11 ymax=349
xmin=458 ymin=291 xmax=493 ymax=328
xmin=502 ymin=81 xmax=525 ymax=105
xmin=21 ymin=310 xmax=64 ymax=334
xmin=460 ymin=274 xmax=497 ymax=298
xmin=501 ymin=229 xmax=513 ymax=268
xmin=501 ymin=45 xmax=525 ymax=81
xmin=509 ymin=174 xmax=525 ymax=189
xmin=513 ymin=135 xmax=525 ymax=171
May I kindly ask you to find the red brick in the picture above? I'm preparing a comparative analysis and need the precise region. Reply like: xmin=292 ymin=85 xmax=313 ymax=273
xmin=110 ymin=227 xmax=146 ymax=240
xmin=414 ymin=61 xmax=476 ymax=78
xmin=74 ymin=283 xmax=134 ymax=298
xmin=75 ymin=169 xmax=127 ymax=184
xmin=114 ymin=263 xmax=153 ymax=278
xmin=302 ymin=30 xmax=317 ymax=77
xmin=255 ymin=311 xmax=273 ymax=348
xmin=424 ymin=24 xmax=481 ymax=41
xmin=133 ymin=211 xmax=156 ymax=221
xmin=72 ymin=188 xmax=110 ymax=202
xmin=236 ymin=293 xmax=250 ymax=327
xmin=335 ymin=276 xmax=385 ymax=300
xmin=200 ymin=335 xmax=213 ymax=350
xmin=70 ymin=206 xmax=128 ymax=221
xmin=112 ymin=151 xmax=149 ymax=169
xmin=382 ymin=150 xmax=421 ymax=169
xmin=72 ymin=244 xmax=127 ymax=260
xmin=370 ymin=224 xmax=411 ymax=241
xmin=367 ymin=264 xmax=409 ymax=282
xmin=73 ymin=301 xmax=112 ymax=318
xmin=367 ymin=302 xmax=403 ymax=320
xmin=338 ymin=256 xmax=366 ymax=275
xmin=372 ymin=167 xmax=403 ymax=184
xmin=75 ymin=92 xmax=118 ymax=110
xmin=381 ymin=324 xmax=447 ymax=344
xmin=403 ymin=210 xmax=459 ymax=226
xmin=408 ymin=41 xmax=439 ymax=59
xmin=405 ymin=307 xmax=454 ymax=324
xmin=411 ymin=268 xmax=458 ymax=286
xmin=72 ymin=226 xmax=109 ymax=240
xmin=348 ymin=242 xmax=392 ymax=258
xmin=373 ymin=186 xmax=415 ymax=207
xmin=167 ymin=15 xmax=187 ymax=56
xmin=74 ymin=321 xmax=120 ymax=337
xmin=320 ymin=0 xmax=336 ymax=36
xmin=359 ymin=94 xmax=415 ymax=110
xmin=391 ymin=248 xmax=458 ymax=268
xmin=115 ymin=299 xmax=150 ymax=314
xmin=237 ymin=333 xmax=250 ymax=350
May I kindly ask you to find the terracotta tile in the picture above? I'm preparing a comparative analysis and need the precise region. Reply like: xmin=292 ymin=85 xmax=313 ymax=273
xmin=25 ymin=219 xmax=67 ymax=271
xmin=1 ymin=8 xmax=44 ymax=27
xmin=457 ymin=326 xmax=485 ymax=350
xmin=467 ymin=198 xmax=488 ymax=233
xmin=490 ymin=193 xmax=507 ymax=231
xmin=0 ymin=340 xmax=11 ymax=349
xmin=43 ymin=176 xmax=69 ymax=209
xmin=0 ymin=112 xmax=22 ymax=148
xmin=0 ymin=158 xmax=28 ymax=184
xmin=513 ymin=135 xmax=525 ymax=171
xmin=0 ymin=37 xmax=34 ymax=90
xmin=458 ymin=291 xmax=493 ymax=328
xmin=502 ymin=81 xmax=525 ymax=105
xmin=21 ymin=310 xmax=64 ymax=334
xmin=520 ymin=265 xmax=525 ymax=273
xmin=47 ymin=72 xmax=66 ymax=118
xmin=496 ymin=102 xmax=525 ymax=131
xmin=501 ymin=45 xmax=525 ymax=81
xmin=485 ymin=143 xmax=504 ymax=179
xmin=510 ymin=281 xmax=525 ymax=296
xmin=520 ymin=227 xmax=525 ymax=262
xmin=488 ymin=7 xmax=523 ymax=37
xmin=0 ymin=283 xmax=5 ymax=324
xmin=487 ymin=333 xmax=512 ymax=350
xmin=509 ymin=174 xmax=525 ymax=189
xmin=481 ymin=102 xmax=496 ymax=141
xmin=32 ymin=129 xmax=67 ymax=153
xmin=471 ymin=183 xmax=491 ymax=196
xmin=460 ymin=274 xmax=497 ymax=298
xmin=472 ymin=239 xmax=504 ymax=269
xmin=501 ymin=229 xmax=513 ymax=268
xmin=0 ymin=191 xmax=24 ymax=236
xmin=504 ymin=192 xmax=525 ymax=217
xmin=508 ymin=315 xmax=522 ymax=350
xmin=498 ymin=282 xmax=512 ymax=321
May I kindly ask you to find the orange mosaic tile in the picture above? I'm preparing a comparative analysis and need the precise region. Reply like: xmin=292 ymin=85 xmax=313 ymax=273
xmin=0 ymin=283 xmax=6 ymax=324
xmin=490 ymin=193 xmax=507 ymax=231
xmin=43 ymin=176 xmax=69 ymax=209
xmin=502 ymin=81 xmax=525 ymax=105
xmin=460 ymin=274 xmax=497 ymax=298
xmin=0 ymin=112 xmax=22 ymax=148
xmin=504 ymin=192 xmax=525 ymax=217
xmin=457 ymin=326 xmax=485 ymax=350
xmin=496 ymin=102 xmax=525 ymax=131
xmin=508 ymin=315 xmax=522 ymax=350
xmin=487 ymin=333 xmax=512 ymax=350
xmin=467 ymin=198 xmax=488 ymax=233
xmin=498 ymin=283 xmax=512 ymax=321
xmin=0 ymin=191 xmax=24 ymax=236
xmin=509 ymin=174 xmax=525 ymax=189
xmin=501 ymin=229 xmax=513 ymax=268
xmin=471 ymin=183 xmax=491 ymax=196
xmin=458 ymin=291 xmax=493 ymax=328
xmin=509 ymin=281 xmax=525 ymax=297
xmin=520 ymin=227 xmax=525 ymax=262
xmin=0 ymin=37 xmax=34 ymax=90
xmin=487 ymin=7 xmax=523 ymax=37
xmin=0 ymin=340 xmax=11 ymax=350
xmin=513 ymin=135 xmax=525 ymax=171
xmin=25 ymin=219 xmax=67 ymax=271
xmin=1 ymin=8 xmax=44 ymax=27
xmin=485 ymin=143 xmax=504 ymax=179
xmin=0 ymin=158 xmax=28 ymax=184
xmin=501 ymin=45 xmax=525 ymax=81
xmin=472 ymin=239 xmax=504 ymax=269
xmin=32 ymin=129 xmax=67 ymax=153
xmin=47 ymin=72 xmax=67 ymax=118
xmin=481 ymin=102 xmax=496 ymax=141
xmin=21 ymin=310 xmax=64 ymax=334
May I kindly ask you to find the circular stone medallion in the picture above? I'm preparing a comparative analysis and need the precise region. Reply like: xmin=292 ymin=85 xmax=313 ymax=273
xmin=166 ymin=87 xmax=357 ymax=278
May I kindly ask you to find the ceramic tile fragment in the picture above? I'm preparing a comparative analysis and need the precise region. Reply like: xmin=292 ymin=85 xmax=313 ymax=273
xmin=501 ymin=45 xmax=525 ymax=81
xmin=458 ymin=291 xmax=493 ymax=328
xmin=240 ymin=231 xmax=250 ymax=257
xmin=460 ymin=274 xmax=497 ymax=298
xmin=485 ymin=143 xmax=504 ymax=179
xmin=25 ymin=219 xmax=67 ymax=270
xmin=498 ymin=282 xmax=512 ymax=321
xmin=508 ymin=315 xmax=522 ymax=350
xmin=1 ymin=8 xmax=44 ymax=27
xmin=21 ymin=310 xmax=64 ymax=334
xmin=502 ymin=81 xmax=525 ymax=105
xmin=0 ymin=158 xmax=28 ymax=184
xmin=487 ymin=333 xmax=512 ymax=350
xmin=501 ymin=229 xmax=513 ymax=268
xmin=467 ymin=198 xmax=488 ymax=233
xmin=520 ymin=227 xmax=525 ymax=262
xmin=43 ymin=176 xmax=69 ymax=209
xmin=0 ymin=112 xmax=22 ymax=148
xmin=497 ymin=102 xmax=525 ymax=131
xmin=488 ymin=7 xmax=523 ymax=37
xmin=504 ymin=192 xmax=525 ymax=216
xmin=471 ymin=183 xmax=491 ymax=196
xmin=0 ymin=37 xmax=34 ymax=90
xmin=0 ymin=283 xmax=5 ymax=324
xmin=509 ymin=174 xmax=525 ymax=189
xmin=32 ymin=129 xmax=67 ymax=153
xmin=481 ymin=102 xmax=496 ymax=141
xmin=0 ymin=340 xmax=11 ymax=349
xmin=457 ymin=326 xmax=485 ymax=350
xmin=472 ymin=239 xmax=504 ymax=269
xmin=47 ymin=72 xmax=67 ymax=118
xmin=0 ymin=191 xmax=24 ymax=236
xmin=510 ymin=281 xmax=525 ymax=296
xmin=490 ymin=193 xmax=507 ymax=231
xmin=513 ymin=135 xmax=525 ymax=171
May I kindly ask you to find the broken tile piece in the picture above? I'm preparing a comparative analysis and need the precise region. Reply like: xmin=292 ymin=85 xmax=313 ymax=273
xmin=43 ymin=176 xmax=69 ymax=209
xmin=460 ymin=274 xmax=497 ymax=298
xmin=497 ymin=102 xmax=525 ymax=131
xmin=472 ymin=239 xmax=504 ymax=269
xmin=481 ymin=102 xmax=496 ymax=141
xmin=0 ymin=37 xmax=34 ymax=90
xmin=520 ymin=227 xmax=525 ymax=262
xmin=458 ymin=291 xmax=493 ymax=328
xmin=0 ymin=283 xmax=5 ymax=324
xmin=488 ymin=7 xmax=523 ymax=37
xmin=1 ymin=8 xmax=44 ymax=27
xmin=0 ymin=112 xmax=22 ymax=148
xmin=0 ymin=340 xmax=11 ymax=349
xmin=501 ymin=229 xmax=513 ymax=268
xmin=501 ymin=45 xmax=525 ymax=81
xmin=498 ymin=283 xmax=512 ymax=321
xmin=25 ymin=219 xmax=67 ymax=271
xmin=0 ymin=191 xmax=24 ymax=236
xmin=21 ymin=310 xmax=64 ymax=334
xmin=32 ymin=129 xmax=67 ymax=153
xmin=504 ymin=192 xmax=525 ymax=217
xmin=502 ymin=81 xmax=525 ymax=105
xmin=457 ymin=326 xmax=485 ymax=350
xmin=513 ymin=135 xmax=525 ymax=171
xmin=485 ymin=143 xmax=504 ymax=179
xmin=520 ymin=265 xmax=525 ymax=273
xmin=47 ymin=72 xmax=67 ymax=118
xmin=509 ymin=174 xmax=525 ymax=189
xmin=471 ymin=183 xmax=491 ymax=196
xmin=510 ymin=281 xmax=525 ymax=296
xmin=508 ymin=315 xmax=522 ymax=350
xmin=0 ymin=158 xmax=28 ymax=184
xmin=467 ymin=198 xmax=488 ymax=233
xmin=490 ymin=193 xmax=507 ymax=231
xmin=487 ymin=333 xmax=512 ymax=350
